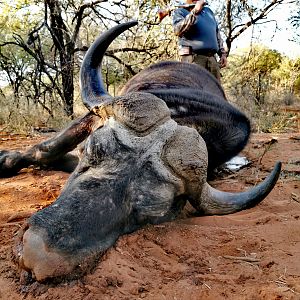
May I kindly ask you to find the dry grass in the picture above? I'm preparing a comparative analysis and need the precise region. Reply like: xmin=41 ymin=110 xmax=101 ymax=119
xmin=0 ymin=89 xmax=299 ymax=134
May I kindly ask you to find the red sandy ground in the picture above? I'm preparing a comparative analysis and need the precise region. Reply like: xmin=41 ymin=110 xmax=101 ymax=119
xmin=0 ymin=132 xmax=299 ymax=300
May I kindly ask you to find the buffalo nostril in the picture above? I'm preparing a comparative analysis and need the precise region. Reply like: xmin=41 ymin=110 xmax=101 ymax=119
xmin=21 ymin=228 xmax=74 ymax=281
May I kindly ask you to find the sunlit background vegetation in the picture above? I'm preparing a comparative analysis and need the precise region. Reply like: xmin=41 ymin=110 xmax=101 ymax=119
xmin=0 ymin=0 xmax=299 ymax=133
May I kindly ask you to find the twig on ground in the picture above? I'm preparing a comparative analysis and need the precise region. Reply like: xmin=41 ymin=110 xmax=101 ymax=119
xmin=258 ymin=138 xmax=278 ymax=165
xmin=273 ymin=276 xmax=297 ymax=294
xmin=291 ymin=193 xmax=300 ymax=203
xmin=0 ymin=222 xmax=22 ymax=228
xmin=242 ymin=261 xmax=260 ymax=270
xmin=203 ymin=282 xmax=211 ymax=289
xmin=7 ymin=211 xmax=35 ymax=222
xmin=223 ymin=255 xmax=260 ymax=263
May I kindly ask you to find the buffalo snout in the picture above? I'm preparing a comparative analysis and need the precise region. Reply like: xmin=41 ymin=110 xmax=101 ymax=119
xmin=17 ymin=93 xmax=192 ymax=281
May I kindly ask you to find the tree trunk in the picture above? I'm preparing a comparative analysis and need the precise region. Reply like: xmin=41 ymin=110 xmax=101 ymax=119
xmin=61 ymin=51 xmax=74 ymax=117
xmin=46 ymin=0 xmax=75 ymax=118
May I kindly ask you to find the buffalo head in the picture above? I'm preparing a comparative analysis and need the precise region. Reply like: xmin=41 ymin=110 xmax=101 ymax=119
xmin=16 ymin=21 xmax=281 ymax=281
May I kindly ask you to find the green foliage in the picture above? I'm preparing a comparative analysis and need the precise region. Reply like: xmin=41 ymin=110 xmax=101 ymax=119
xmin=222 ymin=44 xmax=300 ymax=133
xmin=247 ymin=47 xmax=282 ymax=75
xmin=0 ymin=88 xmax=70 ymax=133
xmin=0 ymin=0 xmax=299 ymax=134
xmin=294 ymin=77 xmax=300 ymax=95
xmin=0 ymin=0 xmax=177 ymax=120
xmin=0 ymin=0 xmax=41 ymax=36
xmin=223 ymin=45 xmax=283 ymax=106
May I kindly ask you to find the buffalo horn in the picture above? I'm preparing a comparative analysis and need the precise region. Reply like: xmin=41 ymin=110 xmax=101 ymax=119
xmin=80 ymin=20 xmax=138 ymax=110
xmin=190 ymin=161 xmax=282 ymax=215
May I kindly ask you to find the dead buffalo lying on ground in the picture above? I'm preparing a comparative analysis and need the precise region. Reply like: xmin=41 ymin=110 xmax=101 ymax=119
xmin=0 ymin=21 xmax=281 ymax=281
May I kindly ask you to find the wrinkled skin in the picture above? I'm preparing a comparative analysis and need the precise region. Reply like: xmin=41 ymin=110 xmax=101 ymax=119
xmin=17 ymin=94 xmax=208 ymax=280
xmin=0 ymin=21 xmax=281 ymax=282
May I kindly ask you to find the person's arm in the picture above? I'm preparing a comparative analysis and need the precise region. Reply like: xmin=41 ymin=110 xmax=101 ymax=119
xmin=216 ymin=27 xmax=227 ymax=68
xmin=173 ymin=0 xmax=206 ymax=37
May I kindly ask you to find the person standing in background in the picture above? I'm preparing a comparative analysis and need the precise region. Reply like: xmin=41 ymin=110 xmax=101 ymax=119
xmin=172 ymin=0 xmax=227 ymax=81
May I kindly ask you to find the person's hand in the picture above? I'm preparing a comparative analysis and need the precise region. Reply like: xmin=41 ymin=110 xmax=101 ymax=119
xmin=192 ymin=0 xmax=206 ymax=14
xmin=219 ymin=54 xmax=227 ymax=68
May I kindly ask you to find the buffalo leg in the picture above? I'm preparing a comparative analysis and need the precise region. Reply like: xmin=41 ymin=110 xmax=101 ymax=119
xmin=0 ymin=112 xmax=101 ymax=177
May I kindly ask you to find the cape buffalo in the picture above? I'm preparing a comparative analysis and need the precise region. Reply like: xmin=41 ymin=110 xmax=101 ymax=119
xmin=0 ymin=21 xmax=281 ymax=281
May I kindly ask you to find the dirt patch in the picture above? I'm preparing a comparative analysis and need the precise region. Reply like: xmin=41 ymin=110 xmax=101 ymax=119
xmin=0 ymin=132 xmax=299 ymax=300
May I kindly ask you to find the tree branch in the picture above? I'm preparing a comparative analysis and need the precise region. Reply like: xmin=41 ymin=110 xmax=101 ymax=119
xmin=230 ymin=0 xmax=285 ymax=42
xmin=72 ymin=0 xmax=109 ymax=43
xmin=105 ymin=53 xmax=136 ymax=76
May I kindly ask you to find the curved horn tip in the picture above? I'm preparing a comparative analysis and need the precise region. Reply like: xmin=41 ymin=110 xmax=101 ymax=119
xmin=80 ymin=20 xmax=139 ymax=109
xmin=268 ymin=160 xmax=282 ymax=184
xmin=128 ymin=20 xmax=138 ymax=26
xmin=274 ymin=161 xmax=282 ymax=172
xmin=194 ymin=160 xmax=283 ymax=216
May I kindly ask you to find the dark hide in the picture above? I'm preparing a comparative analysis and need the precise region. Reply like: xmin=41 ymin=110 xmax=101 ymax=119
xmin=0 ymin=22 xmax=281 ymax=282
xmin=124 ymin=86 xmax=250 ymax=171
